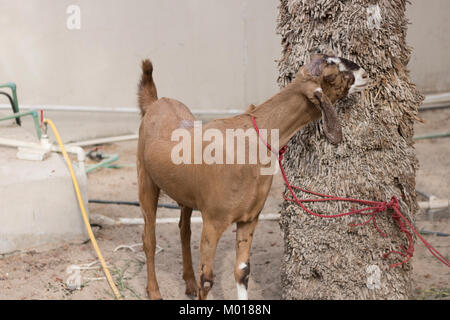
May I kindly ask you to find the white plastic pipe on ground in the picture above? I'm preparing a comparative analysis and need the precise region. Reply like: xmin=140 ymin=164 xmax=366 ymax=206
xmin=89 ymin=201 xmax=449 ymax=227
xmin=90 ymin=213 xmax=281 ymax=226
xmin=67 ymin=134 xmax=139 ymax=147
xmin=418 ymin=199 xmax=450 ymax=210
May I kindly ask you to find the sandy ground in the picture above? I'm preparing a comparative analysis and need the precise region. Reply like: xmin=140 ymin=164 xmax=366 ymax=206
xmin=0 ymin=109 xmax=448 ymax=300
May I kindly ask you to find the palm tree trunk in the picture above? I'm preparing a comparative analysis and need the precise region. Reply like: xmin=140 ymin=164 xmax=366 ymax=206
xmin=277 ymin=0 xmax=424 ymax=299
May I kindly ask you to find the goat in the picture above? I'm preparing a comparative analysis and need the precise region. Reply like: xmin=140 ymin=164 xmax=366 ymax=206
xmin=137 ymin=53 xmax=369 ymax=300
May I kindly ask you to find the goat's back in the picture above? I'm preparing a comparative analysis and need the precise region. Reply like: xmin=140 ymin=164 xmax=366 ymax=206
xmin=137 ymin=97 xmax=199 ymax=208
xmin=140 ymin=97 xmax=195 ymax=139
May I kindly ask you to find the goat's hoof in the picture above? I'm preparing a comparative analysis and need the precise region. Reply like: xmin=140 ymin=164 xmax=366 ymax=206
xmin=147 ymin=290 xmax=162 ymax=300
xmin=198 ymin=288 xmax=210 ymax=300
xmin=185 ymin=281 xmax=198 ymax=300
xmin=186 ymin=291 xmax=197 ymax=300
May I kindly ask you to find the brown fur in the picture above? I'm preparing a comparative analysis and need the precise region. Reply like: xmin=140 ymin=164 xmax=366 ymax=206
xmin=138 ymin=60 xmax=158 ymax=116
xmin=296 ymin=54 xmax=357 ymax=144
xmin=137 ymin=57 xmax=366 ymax=300
xmin=244 ymin=104 xmax=257 ymax=113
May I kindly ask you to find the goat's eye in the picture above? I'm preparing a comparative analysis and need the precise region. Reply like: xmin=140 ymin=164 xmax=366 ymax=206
xmin=324 ymin=73 xmax=337 ymax=83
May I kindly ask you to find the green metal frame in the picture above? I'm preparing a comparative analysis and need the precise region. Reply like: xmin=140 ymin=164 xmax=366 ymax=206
xmin=0 ymin=82 xmax=20 ymax=125
xmin=0 ymin=82 xmax=20 ymax=114
xmin=0 ymin=110 xmax=42 ymax=140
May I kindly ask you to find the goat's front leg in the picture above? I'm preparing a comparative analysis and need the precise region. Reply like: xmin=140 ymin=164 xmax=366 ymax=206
xmin=234 ymin=219 xmax=258 ymax=300
xmin=178 ymin=206 xmax=198 ymax=299
xmin=197 ymin=219 xmax=228 ymax=300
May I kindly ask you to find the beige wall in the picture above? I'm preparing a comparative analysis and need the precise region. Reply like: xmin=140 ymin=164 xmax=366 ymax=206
xmin=0 ymin=0 xmax=280 ymax=110
xmin=407 ymin=0 xmax=450 ymax=94
xmin=0 ymin=1 xmax=449 ymax=111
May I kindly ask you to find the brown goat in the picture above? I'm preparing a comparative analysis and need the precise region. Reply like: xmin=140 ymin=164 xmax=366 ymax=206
xmin=137 ymin=53 xmax=369 ymax=300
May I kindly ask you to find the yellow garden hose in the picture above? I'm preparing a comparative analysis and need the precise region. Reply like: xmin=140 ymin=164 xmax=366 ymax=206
xmin=44 ymin=119 xmax=123 ymax=300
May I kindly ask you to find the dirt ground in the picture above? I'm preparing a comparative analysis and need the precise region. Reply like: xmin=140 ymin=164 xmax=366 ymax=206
xmin=0 ymin=109 xmax=448 ymax=300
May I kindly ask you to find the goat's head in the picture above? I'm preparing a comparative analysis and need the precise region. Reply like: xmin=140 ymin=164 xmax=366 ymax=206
xmin=312 ymin=54 xmax=369 ymax=100
xmin=302 ymin=53 xmax=370 ymax=144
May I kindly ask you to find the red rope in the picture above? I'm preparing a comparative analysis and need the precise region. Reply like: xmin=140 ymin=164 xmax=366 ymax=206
xmin=251 ymin=116 xmax=449 ymax=268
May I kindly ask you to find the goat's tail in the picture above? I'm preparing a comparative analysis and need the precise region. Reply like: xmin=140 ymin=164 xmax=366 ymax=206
xmin=138 ymin=59 xmax=158 ymax=117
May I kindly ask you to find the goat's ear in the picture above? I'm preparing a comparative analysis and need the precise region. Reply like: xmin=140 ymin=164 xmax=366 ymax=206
xmin=306 ymin=56 xmax=325 ymax=77
xmin=313 ymin=90 xmax=342 ymax=145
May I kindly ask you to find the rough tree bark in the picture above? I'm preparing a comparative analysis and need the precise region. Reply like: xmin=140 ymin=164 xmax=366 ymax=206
xmin=277 ymin=0 xmax=424 ymax=299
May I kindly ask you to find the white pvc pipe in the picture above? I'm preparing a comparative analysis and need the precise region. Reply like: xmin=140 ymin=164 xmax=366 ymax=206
xmin=90 ymin=213 xmax=281 ymax=226
xmin=418 ymin=199 xmax=450 ymax=210
xmin=2 ymin=92 xmax=449 ymax=114
xmin=89 ymin=200 xmax=450 ymax=227
xmin=0 ymin=137 xmax=86 ymax=170
xmin=67 ymin=134 xmax=139 ymax=147
xmin=0 ymin=137 xmax=41 ymax=149
xmin=0 ymin=104 xmax=138 ymax=113
xmin=0 ymin=104 xmax=242 ymax=116
xmin=422 ymin=92 xmax=450 ymax=106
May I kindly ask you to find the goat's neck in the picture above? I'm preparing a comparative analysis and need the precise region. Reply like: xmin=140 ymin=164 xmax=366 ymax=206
xmin=251 ymin=82 xmax=321 ymax=149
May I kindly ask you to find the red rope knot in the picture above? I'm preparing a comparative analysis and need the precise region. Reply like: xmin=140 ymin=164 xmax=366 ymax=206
xmin=388 ymin=196 xmax=399 ymax=209
xmin=375 ymin=196 xmax=398 ymax=214
xmin=381 ymin=196 xmax=417 ymax=267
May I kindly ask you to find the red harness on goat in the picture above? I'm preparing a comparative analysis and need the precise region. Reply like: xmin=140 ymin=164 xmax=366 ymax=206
xmin=251 ymin=116 xmax=449 ymax=268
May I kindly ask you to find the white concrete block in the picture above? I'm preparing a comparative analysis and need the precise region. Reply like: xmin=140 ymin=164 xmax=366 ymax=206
xmin=16 ymin=147 xmax=50 ymax=161
xmin=0 ymin=148 xmax=89 ymax=254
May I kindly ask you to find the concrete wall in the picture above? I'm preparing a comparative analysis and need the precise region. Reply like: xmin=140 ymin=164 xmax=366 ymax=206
xmin=0 ymin=0 xmax=280 ymax=111
xmin=0 ymin=119 xmax=88 ymax=254
xmin=0 ymin=0 xmax=449 ymax=112
xmin=406 ymin=0 xmax=450 ymax=94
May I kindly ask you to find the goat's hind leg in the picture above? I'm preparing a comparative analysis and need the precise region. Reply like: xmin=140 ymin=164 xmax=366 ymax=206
xmin=139 ymin=173 xmax=161 ymax=300
xmin=178 ymin=206 xmax=198 ymax=299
